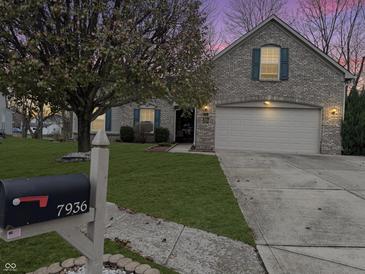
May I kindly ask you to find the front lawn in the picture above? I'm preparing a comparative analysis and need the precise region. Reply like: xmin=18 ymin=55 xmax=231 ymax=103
xmin=0 ymin=138 xmax=254 ymax=272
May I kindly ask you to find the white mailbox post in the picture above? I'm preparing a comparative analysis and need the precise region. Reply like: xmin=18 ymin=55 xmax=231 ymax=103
xmin=86 ymin=129 xmax=110 ymax=273
xmin=0 ymin=129 xmax=110 ymax=274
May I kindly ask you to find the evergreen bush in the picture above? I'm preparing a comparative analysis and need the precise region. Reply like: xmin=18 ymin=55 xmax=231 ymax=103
xmin=120 ymin=126 xmax=134 ymax=142
xmin=342 ymin=88 xmax=365 ymax=155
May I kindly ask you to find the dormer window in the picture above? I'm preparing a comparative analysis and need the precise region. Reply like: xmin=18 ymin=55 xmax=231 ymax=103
xmin=260 ymin=47 xmax=280 ymax=80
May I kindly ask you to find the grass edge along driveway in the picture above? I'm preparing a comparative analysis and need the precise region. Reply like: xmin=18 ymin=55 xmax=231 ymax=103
xmin=0 ymin=138 xmax=254 ymax=272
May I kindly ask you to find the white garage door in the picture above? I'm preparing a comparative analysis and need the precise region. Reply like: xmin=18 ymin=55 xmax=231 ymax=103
xmin=215 ymin=106 xmax=321 ymax=154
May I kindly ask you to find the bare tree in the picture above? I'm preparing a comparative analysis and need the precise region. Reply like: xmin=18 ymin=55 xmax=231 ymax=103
xmin=297 ymin=0 xmax=348 ymax=55
xmin=225 ymin=0 xmax=287 ymax=39
xmin=336 ymin=0 xmax=364 ymax=69
xmin=200 ymin=0 xmax=227 ymax=55
xmin=296 ymin=0 xmax=365 ymax=89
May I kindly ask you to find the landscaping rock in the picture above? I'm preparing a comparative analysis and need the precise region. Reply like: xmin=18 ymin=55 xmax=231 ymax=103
xmin=34 ymin=267 xmax=48 ymax=274
xmin=109 ymin=254 xmax=124 ymax=264
xmin=66 ymin=265 xmax=126 ymax=274
xmin=116 ymin=258 xmax=132 ymax=268
xmin=59 ymin=152 xmax=90 ymax=163
xmin=47 ymin=262 xmax=63 ymax=274
xmin=74 ymin=256 xmax=87 ymax=266
xmin=134 ymin=264 xmax=151 ymax=274
xmin=61 ymin=258 xmax=75 ymax=268
xmin=103 ymin=254 xmax=112 ymax=263
xmin=144 ymin=269 xmax=160 ymax=274
xmin=124 ymin=261 xmax=140 ymax=273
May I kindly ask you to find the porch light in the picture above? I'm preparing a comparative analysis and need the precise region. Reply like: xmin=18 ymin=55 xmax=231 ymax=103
xmin=203 ymin=105 xmax=209 ymax=112
xmin=264 ymin=101 xmax=271 ymax=106
xmin=331 ymin=108 xmax=337 ymax=115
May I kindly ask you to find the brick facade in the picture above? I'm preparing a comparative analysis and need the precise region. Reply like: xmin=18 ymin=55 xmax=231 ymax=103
xmin=118 ymin=99 xmax=176 ymax=142
xmin=195 ymin=20 xmax=346 ymax=154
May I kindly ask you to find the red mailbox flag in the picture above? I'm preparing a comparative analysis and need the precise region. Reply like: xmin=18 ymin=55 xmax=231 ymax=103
xmin=13 ymin=196 xmax=49 ymax=208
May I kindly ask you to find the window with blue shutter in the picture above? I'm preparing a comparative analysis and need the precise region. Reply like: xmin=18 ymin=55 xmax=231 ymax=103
xmin=105 ymin=108 xmax=112 ymax=131
xmin=252 ymin=48 xmax=261 ymax=80
xmin=133 ymin=108 xmax=140 ymax=126
xmin=154 ymin=109 xmax=161 ymax=128
xmin=280 ymin=48 xmax=289 ymax=80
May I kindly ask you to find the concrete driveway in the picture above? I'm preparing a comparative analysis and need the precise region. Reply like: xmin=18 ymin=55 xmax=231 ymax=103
xmin=217 ymin=150 xmax=365 ymax=274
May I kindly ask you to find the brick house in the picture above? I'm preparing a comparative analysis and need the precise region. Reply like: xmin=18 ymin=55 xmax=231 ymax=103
xmin=73 ymin=16 xmax=354 ymax=154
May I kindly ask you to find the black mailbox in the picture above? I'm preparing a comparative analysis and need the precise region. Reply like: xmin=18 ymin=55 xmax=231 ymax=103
xmin=0 ymin=174 xmax=90 ymax=229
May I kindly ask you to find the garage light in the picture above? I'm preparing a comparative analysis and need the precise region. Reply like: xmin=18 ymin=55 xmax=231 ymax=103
xmin=264 ymin=101 xmax=271 ymax=106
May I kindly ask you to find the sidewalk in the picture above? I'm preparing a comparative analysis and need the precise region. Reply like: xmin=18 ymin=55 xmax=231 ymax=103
xmin=104 ymin=203 xmax=265 ymax=274
xmin=168 ymin=143 xmax=215 ymax=156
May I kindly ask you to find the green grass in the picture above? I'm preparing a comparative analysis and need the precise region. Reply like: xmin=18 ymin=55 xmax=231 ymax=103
xmin=0 ymin=233 xmax=177 ymax=273
xmin=0 ymin=137 xmax=254 ymax=272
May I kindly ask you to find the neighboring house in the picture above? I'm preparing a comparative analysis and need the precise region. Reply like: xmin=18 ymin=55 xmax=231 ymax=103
xmin=0 ymin=93 xmax=12 ymax=136
xmin=42 ymin=123 xmax=62 ymax=136
xmin=30 ymin=115 xmax=63 ymax=136
xmin=74 ymin=16 xmax=354 ymax=155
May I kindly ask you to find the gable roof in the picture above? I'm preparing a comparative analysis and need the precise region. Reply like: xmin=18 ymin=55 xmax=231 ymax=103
xmin=214 ymin=15 xmax=355 ymax=80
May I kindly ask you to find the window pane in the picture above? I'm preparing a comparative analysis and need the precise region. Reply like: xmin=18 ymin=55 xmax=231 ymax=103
xmin=260 ymin=47 xmax=280 ymax=80
xmin=91 ymin=114 xmax=105 ymax=131
xmin=140 ymin=108 xmax=155 ymax=133
xmin=140 ymin=109 xmax=155 ymax=123
xmin=261 ymin=47 xmax=280 ymax=63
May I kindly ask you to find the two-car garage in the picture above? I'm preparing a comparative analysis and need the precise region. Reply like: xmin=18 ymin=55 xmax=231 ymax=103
xmin=214 ymin=102 xmax=321 ymax=154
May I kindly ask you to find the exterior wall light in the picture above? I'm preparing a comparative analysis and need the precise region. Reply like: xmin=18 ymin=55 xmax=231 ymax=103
xmin=264 ymin=101 xmax=271 ymax=105
xmin=203 ymin=105 xmax=209 ymax=112
xmin=331 ymin=108 xmax=337 ymax=115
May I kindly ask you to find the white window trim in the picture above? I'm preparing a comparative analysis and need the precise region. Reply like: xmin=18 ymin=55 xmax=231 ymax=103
xmin=259 ymin=47 xmax=280 ymax=81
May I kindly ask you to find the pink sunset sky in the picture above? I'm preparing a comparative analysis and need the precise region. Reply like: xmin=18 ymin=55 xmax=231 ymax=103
xmin=206 ymin=0 xmax=300 ymax=50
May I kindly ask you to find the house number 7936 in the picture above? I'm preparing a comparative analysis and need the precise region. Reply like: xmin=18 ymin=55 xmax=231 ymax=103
xmin=57 ymin=201 xmax=88 ymax=216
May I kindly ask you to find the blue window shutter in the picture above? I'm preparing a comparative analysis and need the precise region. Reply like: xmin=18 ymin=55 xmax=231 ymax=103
xmin=154 ymin=109 xmax=161 ymax=128
xmin=133 ymin=108 xmax=140 ymax=126
xmin=280 ymin=48 xmax=289 ymax=80
xmin=105 ymin=109 xmax=112 ymax=131
xmin=252 ymin=48 xmax=261 ymax=80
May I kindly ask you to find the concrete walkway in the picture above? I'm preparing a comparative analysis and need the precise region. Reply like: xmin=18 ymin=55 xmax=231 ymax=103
xmin=169 ymin=143 xmax=215 ymax=156
xmin=217 ymin=150 xmax=365 ymax=274
xmin=103 ymin=203 xmax=265 ymax=274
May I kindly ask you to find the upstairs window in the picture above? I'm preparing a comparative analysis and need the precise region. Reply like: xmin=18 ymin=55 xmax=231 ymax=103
xmin=260 ymin=47 xmax=280 ymax=80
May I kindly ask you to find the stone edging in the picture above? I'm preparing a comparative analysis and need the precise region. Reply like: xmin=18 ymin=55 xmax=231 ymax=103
xmin=27 ymin=253 xmax=161 ymax=274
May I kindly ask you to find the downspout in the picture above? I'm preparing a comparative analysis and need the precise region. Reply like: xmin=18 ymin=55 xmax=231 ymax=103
xmin=342 ymin=82 xmax=347 ymax=121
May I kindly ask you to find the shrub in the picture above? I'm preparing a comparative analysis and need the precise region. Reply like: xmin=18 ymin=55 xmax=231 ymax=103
xmin=155 ymin=127 xmax=170 ymax=143
xmin=120 ymin=126 xmax=134 ymax=142
xmin=342 ymin=88 xmax=365 ymax=155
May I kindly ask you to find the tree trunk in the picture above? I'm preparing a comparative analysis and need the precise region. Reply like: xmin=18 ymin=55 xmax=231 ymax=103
xmin=354 ymin=56 xmax=365 ymax=90
xmin=21 ymin=104 xmax=28 ymax=138
xmin=77 ymin=113 xmax=92 ymax=152
xmin=61 ymin=110 xmax=72 ymax=140
xmin=34 ymin=104 xmax=44 ymax=139
xmin=22 ymin=114 xmax=29 ymax=138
